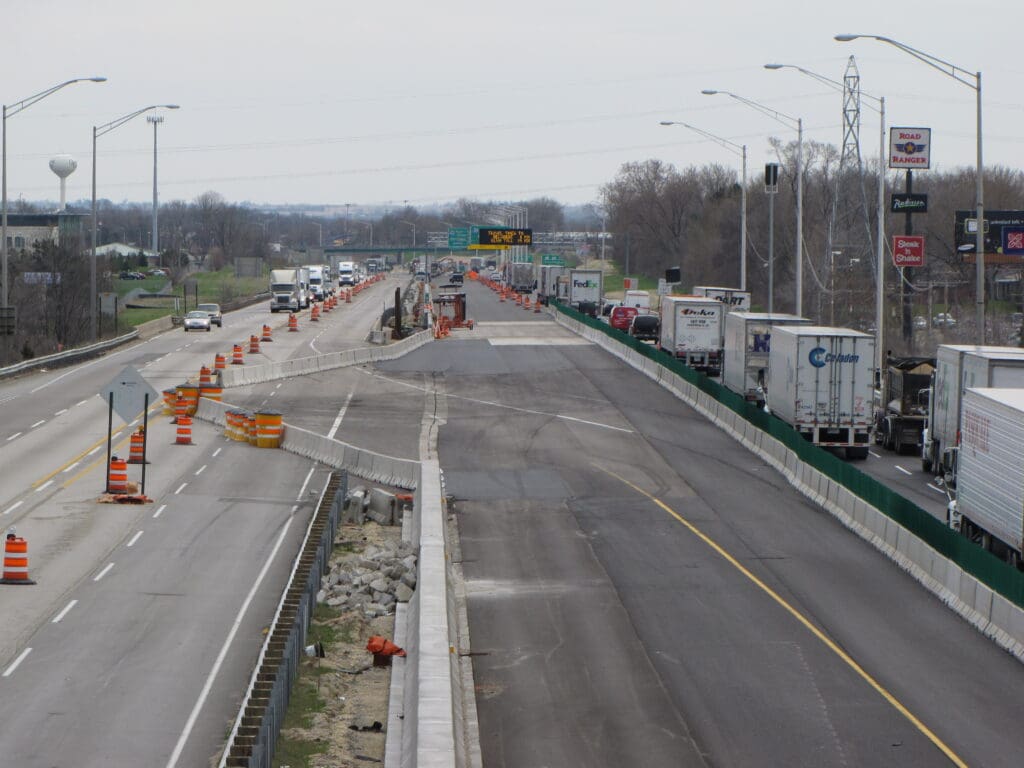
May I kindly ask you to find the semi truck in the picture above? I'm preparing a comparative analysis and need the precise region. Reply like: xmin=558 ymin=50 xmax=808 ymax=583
xmin=538 ymin=265 xmax=568 ymax=304
xmin=337 ymin=261 xmax=356 ymax=287
xmin=722 ymin=312 xmax=811 ymax=406
xmin=950 ymin=387 xmax=1024 ymax=569
xmin=692 ymin=285 xmax=751 ymax=312
xmin=922 ymin=345 xmax=1024 ymax=478
xmin=304 ymin=264 xmax=331 ymax=300
xmin=296 ymin=266 xmax=311 ymax=308
xmin=659 ymin=296 xmax=724 ymax=376
xmin=508 ymin=262 xmax=535 ymax=294
xmin=766 ymin=325 xmax=874 ymax=459
xmin=874 ymin=356 xmax=934 ymax=455
xmin=269 ymin=268 xmax=302 ymax=313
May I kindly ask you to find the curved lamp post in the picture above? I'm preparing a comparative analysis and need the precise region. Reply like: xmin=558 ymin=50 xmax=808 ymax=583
xmin=837 ymin=33 xmax=985 ymax=343
xmin=659 ymin=120 xmax=747 ymax=291
xmin=703 ymin=89 xmax=803 ymax=316
xmin=91 ymin=104 xmax=179 ymax=342
xmin=2 ymin=77 xmax=106 ymax=351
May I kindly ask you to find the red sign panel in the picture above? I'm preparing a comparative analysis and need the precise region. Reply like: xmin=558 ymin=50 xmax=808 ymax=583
xmin=892 ymin=235 xmax=925 ymax=267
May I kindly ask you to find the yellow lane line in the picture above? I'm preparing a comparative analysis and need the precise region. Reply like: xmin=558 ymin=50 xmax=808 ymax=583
xmin=599 ymin=466 xmax=968 ymax=768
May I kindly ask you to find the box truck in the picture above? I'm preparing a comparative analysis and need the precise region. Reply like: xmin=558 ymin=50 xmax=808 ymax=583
xmin=951 ymin=387 xmax=1024 ymax=568
xmin=569 ymin=269 xmax=602 ymax=309
xmin=622 ymin=289 xmax=651 ymax=312
xmin=538 ymin=265 xmax=568 ymax=304
xmin=766 ymin=326 xmax=875 ymax=459
xmin=659 ymin=296 xmax=724 ymax=375
xmin=270 ymin=268 xmax=301 ymax=313
xmin=922 ymin=345 xmax=1024 ymax=478
xmin=723 ymin=312 xmax=811 ymax=406
xmin=692 ymin=285 xmax=751 ymax=312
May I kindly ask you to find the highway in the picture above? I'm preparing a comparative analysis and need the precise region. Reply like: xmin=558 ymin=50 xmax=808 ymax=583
xmin=0 ymin=275 xmax=404 ymax=766
xmin=383 ymin=278 xmax=1024 ymax=768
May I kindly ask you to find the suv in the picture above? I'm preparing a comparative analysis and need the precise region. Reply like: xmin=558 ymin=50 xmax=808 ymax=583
xmin=629 ymin=314 xmax=660 ymax=342
xmin=197 ymin=303 xmax=223 ymax=327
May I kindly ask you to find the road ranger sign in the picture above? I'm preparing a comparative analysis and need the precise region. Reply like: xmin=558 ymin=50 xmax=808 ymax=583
xmin=889 ymin=127 xmax=931 ymax=169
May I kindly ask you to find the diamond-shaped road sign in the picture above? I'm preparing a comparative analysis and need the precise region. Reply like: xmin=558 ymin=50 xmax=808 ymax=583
xmin=100 ymin=366 xmax=159 ymax=424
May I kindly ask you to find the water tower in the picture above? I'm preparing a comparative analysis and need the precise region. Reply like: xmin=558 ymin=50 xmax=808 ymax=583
xmin=49 ymin=154 xmax=78 ymax=211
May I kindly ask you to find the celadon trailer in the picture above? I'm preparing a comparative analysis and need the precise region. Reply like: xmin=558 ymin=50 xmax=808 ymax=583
xmin=766 ymin=325 xmax=874 ymax=459
xmin=722 ymin=312 xmax=810 ymax=406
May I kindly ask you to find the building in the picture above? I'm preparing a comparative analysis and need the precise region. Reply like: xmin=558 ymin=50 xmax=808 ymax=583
xmin=1 ymin=212 xmax=88 ymax=251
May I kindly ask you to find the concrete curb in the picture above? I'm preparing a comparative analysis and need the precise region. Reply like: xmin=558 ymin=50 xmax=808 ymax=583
xmin=552 ymin=311 xmax=1024 ymax=663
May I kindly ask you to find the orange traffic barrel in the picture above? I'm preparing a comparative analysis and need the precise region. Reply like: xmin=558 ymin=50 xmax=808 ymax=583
xmin=232 ymin=344 xmax=244 ymax=365
xmin=322 ymin=297 xmax=331 ymax=313
xmin=254 ymin=410 xmax=284 ymax=448
xmin=176 ymin=384 xmax=200 ymax=416
xmin=288 ymin=313 xmax=299 ymax=332
xmin=246 ymin=412 xmax=257 ymax=445
xmin=261 ymin=324 xmax=273 ymax=342
xmin=128 ymin=428 xmax=146 ymax=464
xmin=214 ymin=353 xmax=227 ymax=370
xmin=108 ymin=456 xmax=128 ymax=493
xmin=199 ymin=365 xmax=212 ymax=385
xmin=1 ymin=535 xmax=35 ymax=585
xmin=345 ymin=289 xmax=352 ymax=303
xmin=162 ymin=388 xmax=177 ymax=416
xmin=310 ymin=304 xmax=320 ymax=322
xmin=176 ymin=416 xmax=193 ymax=445
xmin=224 ymin=409 xmax=240 ymax=440
xmin=249 ymin=334 xmax=260 ymax=354
xmin=200 ymin=384 xmax=223 ymax=404
xmin=523 ymin=296 xmax=531 ymax=310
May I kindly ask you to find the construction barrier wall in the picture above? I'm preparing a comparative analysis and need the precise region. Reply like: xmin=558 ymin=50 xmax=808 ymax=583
xmin=550 ymin=301 xmax=1024 ymax=659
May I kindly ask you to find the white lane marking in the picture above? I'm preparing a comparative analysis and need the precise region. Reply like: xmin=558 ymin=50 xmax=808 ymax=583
xmin=358 ymin=368 xmax=634 ymax=433
xmin=35 ymin=480 xmax=54 ymax=492
xmin=275 ymin=383 xmax=282 ymax=389
xmin=175 ymin=347 xmax=183 ymax=352
xmin=175 ymin=483 xmax=187 ymax=495
xmin=164 ymin=511 xmax=297 ymax=768
xmin=296 ymin=465 xmax=316 ymax=502
xmin=76 ymin=399 xmax=89 ymax=407
xmin=93 ymin=563 xmax=115 ymax=582
xmin=928 ymin=484 xmax=947 ymax=495
xmin=6 ymin=432 xmax=22 ymax=441
xmin=31 ymin=420 xmax=46 ymax=428
xmin=195 ymin=465 xmax=207 ymax=476
xmin=895 ymin=465 xmax=912 ymax=476
xmin=52 ymin=600 xmax=78 ymax=623
xmin=3 ymin=500 xmax=24 ymax=515
xmin=63 ymin=461 xmax=81 ymax=473
xmin=153 ymin=504 xmax=167 ymax=519
xmin=3 ymin=648 xmax=31 ymax=677
xmin=87 ymin=446 xmax=101 ymax=456
xmin=327 ymin=391 xmax=355 ymax=440
xmin=54 ymin=409 xmax=68 ymax=416
xmin=268 ymin=391 xmax=276 ymax=397
xmin=212 ymin=447 xmax=222 ymax=458
xmin=869 ymin=451 xmax=881 ymax=458
xmin=127 ymin=531 xmax=143 ymax=547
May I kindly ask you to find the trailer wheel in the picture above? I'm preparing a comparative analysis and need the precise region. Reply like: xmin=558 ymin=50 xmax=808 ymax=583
xmin=922 ymin=457 xmax=932 ymax=473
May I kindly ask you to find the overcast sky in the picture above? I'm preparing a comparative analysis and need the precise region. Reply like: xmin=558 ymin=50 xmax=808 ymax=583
xmin=4 ymin=0 xmax=1021 ymax=212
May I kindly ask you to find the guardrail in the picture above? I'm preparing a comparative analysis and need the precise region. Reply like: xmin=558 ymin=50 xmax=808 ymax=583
xmin=551 ymin=302 xmax=1024 ymax=661
xmin=0 ymin=329 xmax=140 ymax=379
xmin=218 ymin=329 xmax=433 ymax=388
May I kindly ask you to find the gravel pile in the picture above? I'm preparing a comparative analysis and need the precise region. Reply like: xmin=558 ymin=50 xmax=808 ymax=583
xmin=317 ymin=536 xmax=418 ymax=618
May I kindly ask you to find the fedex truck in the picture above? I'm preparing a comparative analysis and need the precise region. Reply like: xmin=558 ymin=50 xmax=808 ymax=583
xmin=569 ymin=269 xmax=602 ymax=309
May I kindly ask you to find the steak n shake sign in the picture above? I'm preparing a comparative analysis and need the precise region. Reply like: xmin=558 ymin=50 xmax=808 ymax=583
xmin=889 ymin=127 xmax=931 ymax=169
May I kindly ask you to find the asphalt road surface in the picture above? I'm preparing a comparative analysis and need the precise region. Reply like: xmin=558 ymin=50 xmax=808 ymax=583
xmin=376 ymin=277 xmax=1024 ymax=768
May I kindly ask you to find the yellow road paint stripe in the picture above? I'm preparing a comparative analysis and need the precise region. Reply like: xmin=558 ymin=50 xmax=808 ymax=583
xmin=600 ymin=466 xmax=968 ymax=768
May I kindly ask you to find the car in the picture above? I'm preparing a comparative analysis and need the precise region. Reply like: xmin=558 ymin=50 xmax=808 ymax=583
xmin=183 ymin=310 xmax=212 ymax=332
xmin=197 ymin=302 xmax=223 ymax=327
xmin=933 ymin=313 xmax=957 ymax=328
xmin=119 ymin=271 xmax=144 ymax=280
xmin=148 ymin=268 xmax=168 ymax=277
xmin=913 ymin=315 xmax=927 ymax=330
xmin=449 ymin=272 xmax=464 ymax=285
xmin=629 ymin=313 xmax=660 ymax=342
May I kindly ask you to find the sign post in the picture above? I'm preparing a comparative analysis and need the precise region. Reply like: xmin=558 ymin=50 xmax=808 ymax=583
xmin=99 ymin=366 xmax=159 ymax=495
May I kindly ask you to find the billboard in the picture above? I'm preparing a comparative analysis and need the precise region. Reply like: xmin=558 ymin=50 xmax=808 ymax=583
xmin=892 ymin=236 xmax=925 ymax=268
xmin=954 ymin=210 xmax=1024 ymax=261
xmin=889 ymin=127 xmax=931 ymax=169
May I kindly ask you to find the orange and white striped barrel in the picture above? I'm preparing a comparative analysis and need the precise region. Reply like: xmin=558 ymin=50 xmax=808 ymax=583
xmin=198 ymin=365 xmax=212 ymax=385
xmin=254 ymin=410 xmax=284 ymax=448
xmin=175 ymin=416 xmax=193 ymax=445
xmin=200 ymin=384 xmax=223 ymax=404
xmin=346 ymin=289 xmax=352 ymax=303
xmin=108 ymin=456 xmax=128 ymax=493
xmin=288 ymin=313 xmax=299 ymax=332
xmin=232 ymin=411 xmax=250 ymax=441
xmin=249 ymin=335 xmax=260 ymax=354
xmin=246 ymin=413 xmax=257 ymax=445
xmin=214 ymin=353 xmax=227 ymax=370
xmin=222 ymin=409 xmax=235 ymax=439
xmin=174 ymin=394 xmax=189 ymax=423
xmin=310 ymin=304 xmax=320 ymax=322
xmin=232 ymin=344 xmax=244 ymax=365
xmin=1 ymin=536 xmax=34 ymax=584
xmin=162 ymin=388 xmax=178 ymax=416
xmin=261 ymin=324 xmax=273 ymax=342
xmin=176 ymin=384 xmax=200 ymax=416
xmin=128 ymin=429 xmax=145 ymax=464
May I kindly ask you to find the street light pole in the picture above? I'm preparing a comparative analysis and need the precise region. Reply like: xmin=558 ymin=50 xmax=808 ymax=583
xmin=400 ymin=220 xmax=416 ymax=248
xmin=147 ymin=114 xmax=164 ymax=260
xmin=660 ymin=121 xmax=747 ymax=291
xmin=837 ymin=33 xmax=985 ymax=343
xmin=702 ymin=89 xmax=802 ymax=313
xmin=2 ymin=77 xmax=106 ymax=352
xmin=765 ymin=62 xmax=886 ymax=384
xmin=91 ymin=104 xmax=179 ymax=342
